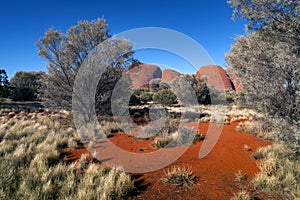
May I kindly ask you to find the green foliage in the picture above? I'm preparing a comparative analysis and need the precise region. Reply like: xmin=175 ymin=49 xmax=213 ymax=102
xmin=226 ymin=0 xmax=300 ymax=125
xmin=129 ymin=88 xmax=153 ymax=105
xmin=209 ymin=87 xmax=237 ymax=105
xmin=149 ymin=78 xmax=161 ymax=92
xmin=182 ymin=74 xmax=211 ymax=105
xmin=0 ymin=69 xmax=10 ymax=98
xmin=153 ymin=89 xmax=177 ymax=106
xmin=0 ymin=69 xmax=9 ymax=87
xmin=36 ymin=19 xmax=134 ymax=115
xmin=10 ymin=71 xmax=45 ymax=101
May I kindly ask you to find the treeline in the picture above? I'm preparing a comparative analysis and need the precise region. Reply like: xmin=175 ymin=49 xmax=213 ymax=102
xmin=0 ymin=70 xmax=44 ymax=101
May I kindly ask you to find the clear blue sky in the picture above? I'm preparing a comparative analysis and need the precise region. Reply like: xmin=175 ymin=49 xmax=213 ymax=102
xmin=0 ymin=0 xmax=246 ymax=79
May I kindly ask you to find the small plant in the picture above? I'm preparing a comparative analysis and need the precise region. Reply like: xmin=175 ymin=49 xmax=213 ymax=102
xmin=194 ymin=132 xmax=205 ymax=142
xmin=151 ymin=136 xmax=172 ymax=148
xmin=92 ymin=151 xmax=99 ymax=161
xmin=235 ymin=170 xmax=247 ymax=181
xmin=101 ymin=121 xmax=120 ymax=137
xmin=162 ymin=165 xmax=196 ymax=187
xmin=243 ymin=144 xmax=251 ymax=152
xmin=235 ymin=121 xmax=260 ymax=134
xmin=168 ymin=127 xmax=198 ymax=148
xmin=251 ymin=143 xmax=300 ymax=199
xmin=153 ymin=89 xmax=177 ymax=106
xmin=231 ymin=190 xmax=251 ymax=200
xmin=139 ymin=123 xmax=163 ymax=139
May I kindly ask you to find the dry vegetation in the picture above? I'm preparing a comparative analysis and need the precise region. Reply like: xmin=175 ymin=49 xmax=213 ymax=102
xmin=251 ymin=143 xmax=300 ymax=199
xmin=233 ymin=119 xmax=300 ymax=199
xmin=0 ymin=104 xmax=299 ymax=200
xmin=0 ymin=109 xmax=134 ymax=200
xmin=196 ymin=105 xmax=263 ymax=124
xmin=231 ymin=190 xmax=251 ymax=200
xmin=162 ymin=165 xmax=196 ymax=187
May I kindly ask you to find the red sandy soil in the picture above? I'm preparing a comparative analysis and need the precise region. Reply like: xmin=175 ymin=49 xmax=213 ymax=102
xmin=63 ymin=122 xmax=272 ymax=200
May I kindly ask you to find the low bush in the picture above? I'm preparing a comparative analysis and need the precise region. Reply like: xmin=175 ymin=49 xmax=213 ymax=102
xmin=153 ymin=89 xmax=177 ymax=106
xmin=235 ymin=121 xmax=260 ymax=135
xmin=251 ymin=143 xmax=300 ymax=199
xmin=151 ymin=136 xmax=172 ymax=148
xmin=231 ymin=190 xmax=251 ymax=200
xmin=129 ymin=88 xmax=153 ymax=105
xmin=0 ymin=110 xmax=134 ymax=200
xmin=162 ymin=165 xmax=196 ymax=187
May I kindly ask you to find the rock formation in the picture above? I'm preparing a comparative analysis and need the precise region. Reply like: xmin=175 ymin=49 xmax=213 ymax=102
xmin=196 ymin=65 xmax=235 ymax=90
xmin=161 ymin=69 xmax=181 ymax=82
xmin=126 ymin=64 xmax=162 ymax=88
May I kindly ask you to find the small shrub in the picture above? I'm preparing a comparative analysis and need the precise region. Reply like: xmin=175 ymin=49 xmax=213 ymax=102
xmin=129 ymin=88 xmax=153 ymax=105
xmin=153 ymin=89 xmax=177 ymax=106
xmin=231 ymin=190 xmax=251 ymax=200
xmin=0 ymin=112 xmax=134 ymax=199
xmin=167 ymin=127 xmax=197 ymax=148
xmin=162 ymin=165 xmax=196 ymax=187
xmin=151 ymin=136 xmax=172 ymax=148
xmin=251 ymin=143 xmax=300 ymax=199
xmin=101 ymin=121 xmax=120 ymax=137
xmin=139 ymin=126 xmax=159 ymax=139
xmin=236 ymin=121 xmax=260 ymax=134
xmin=235 ymin=170 xmax=247 ymax=181
xmin=243 ymin=144 xmax=251 ymax=152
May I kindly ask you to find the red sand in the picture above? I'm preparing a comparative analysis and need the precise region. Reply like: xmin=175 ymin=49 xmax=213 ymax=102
xmin=63 ymin=122 xmax=271 ymax=199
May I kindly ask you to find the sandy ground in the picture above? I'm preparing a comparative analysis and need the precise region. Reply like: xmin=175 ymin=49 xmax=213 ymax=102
xmin=63 ymin=121 xmax=272 ymax=200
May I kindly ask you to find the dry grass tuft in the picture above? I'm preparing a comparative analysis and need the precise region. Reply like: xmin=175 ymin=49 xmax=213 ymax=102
xmin=162 ymin=165 xmax=196 ymax=187
xmin=236 ymin=121 xmax=260 ymax=134
xmin=251 ymin=143 xmax=300 ymax=199
xmin=0 ymin=109 xmax=134 ymax=200
xmin=231 ymin=190 xmax=251 ymax=200
xmin=235 ymin=170 xmax=248 ymax=181
xmin=243 ymin=144 xmax=251 ymax=152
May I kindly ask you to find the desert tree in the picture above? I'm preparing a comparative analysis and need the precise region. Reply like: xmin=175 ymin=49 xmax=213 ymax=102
xmin=182 ymin=74 xmax=211 ymax=105
xmin=226 ymin=0 xmax=300 ymax=125
xmin=36 ymin=19 xmax=133 ymax=115
xmin=0 ymin=69 xmax=9 ymax=87
xmin=0 ymin=69 xmax=9 ymax=98
xmin=10 ymin=71 xmax=45 ymax=101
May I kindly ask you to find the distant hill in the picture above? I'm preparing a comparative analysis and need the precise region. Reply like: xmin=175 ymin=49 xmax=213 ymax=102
xmin=126 ymin=63 xmax=241 ymax=91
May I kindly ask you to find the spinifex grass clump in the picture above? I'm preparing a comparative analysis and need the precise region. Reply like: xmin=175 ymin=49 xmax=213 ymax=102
xmin=0 ymin=110 xmax=134 ymax=200
xmin=162 ymin=165 xmax=196 ymax=187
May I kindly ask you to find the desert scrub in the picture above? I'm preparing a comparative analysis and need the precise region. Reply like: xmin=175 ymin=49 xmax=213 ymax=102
xmin=236 ymin=121 xmax=261 ymax=134
xmin=231 ymin=190 xmax=251 ymax=200
xmin=101 ymin=120 xmax=121 ymax=137
xmin=167 ymin=127 xmax=198 ymax=148
xmin=251 ymin=143 xmax=300 ymax=199
xmin=235 ymin=170 xmax=247 ymax=182
xmin=138 ymin=122 xmax=165 ymax=139
xmin=151 ymin=136 xmax=172 ymax=148
xmin=0 ymin=111 xmax=134 ymax=200
xmin=151 ymin=127 xmax=200 ymax=148
xmin=162 ymin=165 xmax=196 ymax=187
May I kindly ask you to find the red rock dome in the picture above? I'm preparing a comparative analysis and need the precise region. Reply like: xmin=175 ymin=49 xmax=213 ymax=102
xmin=161 ymin=69 xmax=181 ymax=82
xmin=126 ymin=64 xmax=162 ymax=88
xmin=227 ymin=72 xmax=243 ymax=92
xmin=196 ymin=65 xmax=234 ymax=90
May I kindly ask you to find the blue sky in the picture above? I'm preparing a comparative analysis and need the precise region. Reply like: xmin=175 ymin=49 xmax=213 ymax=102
xmin=0 ymin=0 xmax=246 ymax=79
